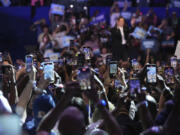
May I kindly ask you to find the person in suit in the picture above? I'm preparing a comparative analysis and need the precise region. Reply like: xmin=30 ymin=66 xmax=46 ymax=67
xmin=111 ymin=17 xmax=130 ymax=61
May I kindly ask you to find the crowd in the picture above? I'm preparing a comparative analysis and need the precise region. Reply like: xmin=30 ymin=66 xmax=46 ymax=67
xmin=0 ymin=1 xmax=180 ymax=135
xmin=0 ymin=0 xmax=175 ymax=7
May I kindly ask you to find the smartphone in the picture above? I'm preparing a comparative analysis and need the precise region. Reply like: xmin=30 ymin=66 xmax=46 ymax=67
xmin=83 ymin=48 xmax=91 ymax=60
xmin=77 ymin=53 xmax=85 ymax=67
xmin=164 ymin=67 xmax=175 ymax=84
xmin=43 ymin=62 xmax=54 ymax=83
xmin=77 ymin=67 xmax=91 ymax=90
xmin=131 ymin=59 xmax=139 ymax=71
xmin=0 ymin=67 xmax=3 ymax=90
xmin=114 ymin=79 xmax=121 ymax=89
xmin=170 ymin=56 xmax=177 ymax=69
xmin=146 ymin=64 xmax=157 ymax=83
xmin=129 ymin=78 xmax=141 ymax=96
xmin=0 ymin=52 xmax=2 ymax=62
xmin=25 ymin=55 xmax=33 ymax=72
xmin=109 ymin=61 xmax=118 ymax=78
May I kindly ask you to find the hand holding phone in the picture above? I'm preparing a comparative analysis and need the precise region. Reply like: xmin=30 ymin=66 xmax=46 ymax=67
xmin=170 ymin=56 xmax=177 ymax=69
xmin=109 ymin=61 xmax=118 ymax=78
xmin=77 ymin=67 xmax=91 ymax=90
xmin=146 ymin=64 xmax=157 ymax=83
xmin=43 ymin=62 xmax=54 ymax=83
xmin=164 ymin=67 xmax=175 ymax=84
xmin=25 ymin=55 xmax=33 ymax=73
xmin=131 ymin=59 xmax=139 ymax=71
xmin=129 ymin=78 xmax=141 ymax=96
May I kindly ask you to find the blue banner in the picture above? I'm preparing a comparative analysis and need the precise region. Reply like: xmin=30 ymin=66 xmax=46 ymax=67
xmin=50 ymin=3 xmax=65 ymax=16
xmin=90 ymin=14 xmax=106 ymax=25
xmin=131 ymin=27 xmax=147 ymax=40
xmin=141 ymin=39 xmax=159 ymax=52
xmin=61 ymin=36 xmax=75 ymax=48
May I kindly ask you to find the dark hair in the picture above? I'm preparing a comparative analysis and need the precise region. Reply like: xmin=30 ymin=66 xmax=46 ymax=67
xmin=60 ymin=25 xmax=67 ymax=32
xmin=117 ymin=16 xmax=125 ymax=21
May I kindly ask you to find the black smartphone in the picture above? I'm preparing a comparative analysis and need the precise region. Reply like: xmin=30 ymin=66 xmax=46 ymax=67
xmin=164 ymin=67 xmax=175 ymax=84
xmin=77 ymin=67 xmax=91 ymax=90
xmin=170 ymin=56 xmax=177 ymax=69
xmin=131 ymin=59 xmax=139 ymax=71
xmin=25 ymin=55 xmax=33 ymax=72
xmin=77 ymin=53 xmax=85 ymax=67
xmin=129 ymin=78 xmax=141 ymax=96
xmin=0 ymin=52 xmax=2 ymax=62
xmin=146 ymin=64 xmax=157 ymax=83
xmin=109 ymin=61 xmax=118 ymax=78
xmin=70 ymin=40 xmax=75 ymax=47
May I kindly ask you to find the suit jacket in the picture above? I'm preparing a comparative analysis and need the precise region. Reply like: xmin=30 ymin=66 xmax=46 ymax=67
xmin=111 ymin=26 xmax=130 ymax=48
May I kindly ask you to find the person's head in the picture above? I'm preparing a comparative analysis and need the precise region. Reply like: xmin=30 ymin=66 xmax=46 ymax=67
xmin=172 ymin=12 xmax=176 ymax=18
xmin=114 ymin=4 xmax=120 ymax=13
xmin=54 ymin=14 xmax=61 ymax=21
xmin=117 ymin=17 xmax=125 ymax=27
xmin=42 ymin=34 xmax=50 ymax=43
xmin=42 ymin=25 xmax=49 ymax=34
xmin=130 ymin=17 xmax=136 ymax=26
xmin=101 ymin=47 xmax=107 ymax=54
xmin=60 ymin=24 xmax=67 ymax=32
xmin=33 ymin=94 xmax=56 ymax=127
xmin=161 ymin=19 xmax=168 ymax=27
xmin=58 ymin=106 xmax=86 ymax=135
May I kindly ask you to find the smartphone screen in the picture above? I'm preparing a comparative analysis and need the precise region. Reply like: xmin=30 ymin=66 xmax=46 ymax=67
xmin=164 ymin=67 xmax=174 ymax=84
xmin=131 ymin=59 xmax=139 ymax=71
xmin=114 ymin=79 xmax=121 ymax=89
xmin=43 ymin=62 xmax=54 ymax=83
xmin=83 ymin=48 xmax=91 ymax=60
xmin=170 ymin=57 xmax=177 ymax=69
xmin=109 ymin=61 xmax=118 ymax=78
xmin=129 ymin=79 xmax=140 ymax=96
xmin=25 ymin=55 xmax=33 ymax=72
xmin=0 ymin=52 xmax=2 ymax=62
xmin=77 ymin=67 xmax=91 ymax=90
xmin=147 ymin=65 xmax=157 ymax=83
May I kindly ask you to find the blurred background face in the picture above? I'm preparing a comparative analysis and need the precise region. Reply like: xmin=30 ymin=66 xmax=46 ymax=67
xmin=43 ymin=27 xmax=49 ymax=34
xmin=117 ymin=18 xmax=125 ymax=27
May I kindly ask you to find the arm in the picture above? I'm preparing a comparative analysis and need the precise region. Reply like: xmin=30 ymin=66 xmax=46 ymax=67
xmin=136 ymin=91 xmax=154 ymax=130
xmin=37 ymin=82 xmax=80 ymax=132
xmin=9 ymin=66 xmax=19 ymax=105
xmin=145 ymin=49 xmax=150 ymax=65
xmin=96 ymin=101 xmax=123 ymax=135
xmin=163 ymin=85 xmax=180 ymax=135
xmin=15 ymin=66 xmax=36 ymax=124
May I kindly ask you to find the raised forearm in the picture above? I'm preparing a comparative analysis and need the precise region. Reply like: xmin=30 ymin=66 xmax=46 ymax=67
xmin=97 ymin=104 xmax=123 ymax=135
xmin=138 ymin=103 xmax=153 ymax=130
xmin=37 ymin=95 xmax=72 ymax=132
